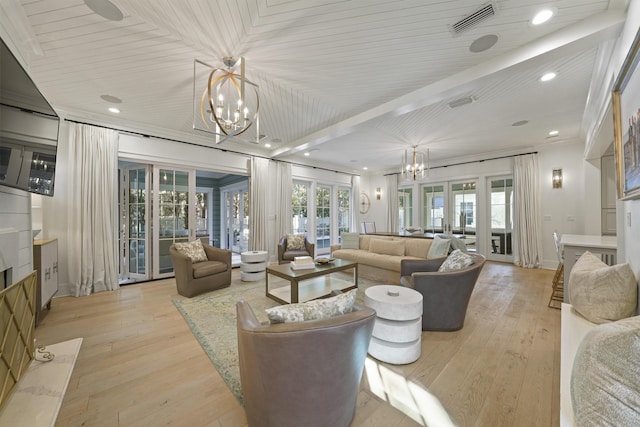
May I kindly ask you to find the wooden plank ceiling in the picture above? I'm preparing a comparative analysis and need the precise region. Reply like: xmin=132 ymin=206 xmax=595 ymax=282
xmin=1 ymin=0 xmax=626 ymax=173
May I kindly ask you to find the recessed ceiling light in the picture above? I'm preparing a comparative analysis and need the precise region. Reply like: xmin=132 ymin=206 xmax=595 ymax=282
xmin=108 ymin=107 xmax=120 ymax=113
xmin=304 ymin=152 xmax=310 ymax=157
xmin=363 ymin=167 xmax=368 ymax=170
xmin=531 ymin=9 xmax=554 ymax=26
xmin=264 ymin=143 xmax=272 ymax=148
xmin=512 ymin=120 xmax=529 ymax=127
xmin=548 ymin=130 xmax=559 ymax=136
xmin=540 ymin=72 xmax=556 ymax=82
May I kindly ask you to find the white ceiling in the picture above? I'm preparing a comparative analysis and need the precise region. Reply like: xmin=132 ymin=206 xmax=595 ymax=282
xmin=0 ymin=0 xmax=629 ymax=175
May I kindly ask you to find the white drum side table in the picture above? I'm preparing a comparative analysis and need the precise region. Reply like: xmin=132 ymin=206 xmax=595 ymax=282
xmin=364 ymin=285 xmax=423 ymax=364
xmin=240 ymin=251 xmax=268 ymax=282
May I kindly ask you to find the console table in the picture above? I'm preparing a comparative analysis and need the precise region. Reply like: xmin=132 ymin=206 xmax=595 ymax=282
xmin=560 ymin=234 xmax=617 ymax=302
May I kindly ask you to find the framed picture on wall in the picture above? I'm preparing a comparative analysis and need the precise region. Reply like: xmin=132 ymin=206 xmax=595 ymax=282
xmin=613 ymin=27 xmax=640 ymax=200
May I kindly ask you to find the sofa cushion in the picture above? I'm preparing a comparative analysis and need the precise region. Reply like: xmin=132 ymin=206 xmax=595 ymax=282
xmin=571 ymin=315 xmax=640 ymax=426
xmin=174 ymin=240 xmax=208 ymax=263
xmin=286 ymin=234 xmax=306 ymax=251
xmin=265 ymin=289 xmax=358 ymax=323
xmin=404 ymin=238 xmax=431 ymax=259
xmin=438 ymin=249 xmax=475 ymax=272
xmin=427 ymin=236 xmax=451 ymax=259
xmin=569 ymin=251 xmax=637 ymax=324
xmin=341 ymin=232 xmax=360 ymax=249
xmin=192 ymin=260 xmax=227 ymax=278
xmin=369 ymin=238 xmax=405 ymax=256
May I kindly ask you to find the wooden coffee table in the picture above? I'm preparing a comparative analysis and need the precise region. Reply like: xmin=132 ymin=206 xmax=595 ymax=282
xmin=266 ymin=259 xmax=358 ymax=304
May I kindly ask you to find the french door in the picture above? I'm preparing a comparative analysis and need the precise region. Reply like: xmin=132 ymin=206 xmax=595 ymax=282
xmin=222 ymin=184 xmax=249 ymax=253
xmin=153 ymin=166 xmax=196 ymax=278
xmin=422 ymin=180 xmax=478 ymax=252
xmin=119 ymin=165 xmax=150 ymax=282
xmin=487 ymin=176 xmax=514 ymax=262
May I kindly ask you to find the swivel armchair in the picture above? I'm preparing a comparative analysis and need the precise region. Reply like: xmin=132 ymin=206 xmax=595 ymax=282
xmin=170 ymin=242 xmax=231 ymax=297
xmin=277 ymin=234 xmax=315 ymax=264
xmin=236 ymin=299 xmax=375 ymax=427
xmin=400 ymin=253 xmax=486 ymax=331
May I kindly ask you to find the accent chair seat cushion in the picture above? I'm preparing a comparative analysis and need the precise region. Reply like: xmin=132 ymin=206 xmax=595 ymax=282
xmin=192 ymin=260 xmax=228 ymax=279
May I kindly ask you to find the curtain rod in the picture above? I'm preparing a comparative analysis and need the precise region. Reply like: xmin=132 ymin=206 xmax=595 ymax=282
xmin=63 ymin=118 xmax=359 ymax=177
xmin=384 ymin=151 xmax=539 ymax=176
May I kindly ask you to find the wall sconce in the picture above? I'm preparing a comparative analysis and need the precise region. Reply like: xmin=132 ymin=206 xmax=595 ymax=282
xmin=552 ymin=168 xmax=563 ymax=188
xmin=375 ymin=187 xmax=381 ymax=200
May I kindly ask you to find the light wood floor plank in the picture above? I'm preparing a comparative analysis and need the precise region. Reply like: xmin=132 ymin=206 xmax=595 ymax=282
xmin=33 ymin=262 xmax=559 ymax=427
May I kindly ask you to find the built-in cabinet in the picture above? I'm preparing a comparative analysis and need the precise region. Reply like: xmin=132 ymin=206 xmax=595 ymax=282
xmin=33 ymin=238 xmax=58 ymax=323
xmin=601 ymin=154 xmax=616 ymax=235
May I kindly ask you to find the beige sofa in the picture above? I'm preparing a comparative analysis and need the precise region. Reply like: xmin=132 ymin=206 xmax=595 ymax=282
xmin=331 ymin=235 xmax=435 ymax=285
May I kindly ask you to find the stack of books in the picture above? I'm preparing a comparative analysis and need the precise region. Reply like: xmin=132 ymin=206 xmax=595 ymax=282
xmin=291 ymin=256 xmax=315 ymax=270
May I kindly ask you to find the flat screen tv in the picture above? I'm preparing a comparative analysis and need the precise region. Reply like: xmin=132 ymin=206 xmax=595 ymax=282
xmin=0 ymin=37 xmax=59 ymax=196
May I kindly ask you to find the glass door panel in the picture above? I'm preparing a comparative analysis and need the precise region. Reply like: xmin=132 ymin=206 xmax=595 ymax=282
xmin=316 ymin=185 xmax=331 ymax=254
xmin=450 ymin=181 xmax=477 ymax=251
xmin=488 ymin=177 xmax=514 ymax=262
xmin=423 ymin=184 xmax=446 ymax=234
xmin=119 ymin=165 xmax=149 ymax=282
xmin=223 ymin=185 xmax=249 ymax=253
xmin=154 ymin=167 xmax=195 ymax=278
xmin=398 ymin=188 xmax=413 ymax=231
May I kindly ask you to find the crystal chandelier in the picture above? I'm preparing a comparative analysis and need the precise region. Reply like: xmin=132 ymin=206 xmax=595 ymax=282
xmin=197 ymin=57 xmax=259 ymax=140
xmin=401 ymin=146 xmax=429 ymax=181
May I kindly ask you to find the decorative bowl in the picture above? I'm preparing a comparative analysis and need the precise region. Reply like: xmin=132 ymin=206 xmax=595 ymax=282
xmin=315 ymin=257 xmax=334 ymax=264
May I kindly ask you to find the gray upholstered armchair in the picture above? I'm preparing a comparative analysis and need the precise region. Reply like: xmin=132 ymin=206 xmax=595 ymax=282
xmin=400 ymin=253 xmax=486 ymax=331
xmin=236 ymin=299 xmax=375 ymax=427
xmin=169 ymin=243 xmax=231 ymax=297
xmin=277 ymin=234 xmax=315 ymax=264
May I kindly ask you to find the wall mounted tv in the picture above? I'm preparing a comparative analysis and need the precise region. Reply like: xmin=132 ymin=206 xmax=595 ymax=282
xmin=0 ymin=37 xmax=60 ymax=196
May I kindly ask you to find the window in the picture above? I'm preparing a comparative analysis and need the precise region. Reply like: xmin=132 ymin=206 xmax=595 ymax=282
xmin=292 ymin=182 xmax=308 ymax=234
xmin=337 ymin=188 xmax=350 ymax=242
xmin=316 ymin=185 xmax=331 ymax=249
xmin=451 ymin=182 xmax=476 ymax=233
xmin=398 ymin=188 xmax=413 ymax=231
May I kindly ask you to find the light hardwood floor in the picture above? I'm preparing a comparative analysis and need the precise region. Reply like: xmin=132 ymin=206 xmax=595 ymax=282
xmin=35 ymin=261 xmax=560 ymax=427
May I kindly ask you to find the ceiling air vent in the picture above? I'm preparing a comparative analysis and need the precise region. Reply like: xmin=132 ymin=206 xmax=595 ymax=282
xmin=450 ymin=2 xmax=497 ymax=35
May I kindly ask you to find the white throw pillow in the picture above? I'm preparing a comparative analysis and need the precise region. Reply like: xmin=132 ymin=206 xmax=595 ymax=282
xmin=571 ymin=315 xmax=640 ymax=426
xmin=438 ymin=249 xmax=475 ymax=272
xmin=265 ymin=289 xmax=358 ymax=323
xmin=569 ymin=251 xmax=637 ymax=324
xmin=427 ymin=236 xmax=450 ymax=259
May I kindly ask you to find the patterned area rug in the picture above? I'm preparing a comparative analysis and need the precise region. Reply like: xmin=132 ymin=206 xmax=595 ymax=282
xmin=172 ymin=274 xmax=376 ymax=406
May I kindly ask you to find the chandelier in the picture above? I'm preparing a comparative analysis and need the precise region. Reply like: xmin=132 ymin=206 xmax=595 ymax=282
xmin=401 ymin=146 xmax=429 ymax=181
xmin=196 ymin=57 xmax=259 ymax=141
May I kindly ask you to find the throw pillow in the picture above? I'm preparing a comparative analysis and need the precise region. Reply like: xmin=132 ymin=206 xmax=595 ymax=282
xmin=571 ymin=315 xmax=640 ymax=426
xmin=439 ymin=236 xmax=468 ymax=253
xmin=286 ymin=234 xmax=306 ymax=251
xmin=438 ymin=249 xmax=475 ymax=272
xmin=369 ymin=239 xmax=405 ymax=256
xmin=427 ymin=236 xmax=451 ymax=259
xmin=341 ymin=232 xmax=360 ymax=249
xmin=265 ymin=289 xmax=358 ymax=323
xmin=174 ymin=240 xmax=208 ymax=263
xmin=569 ymin=251 xmax=637 ymax=324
